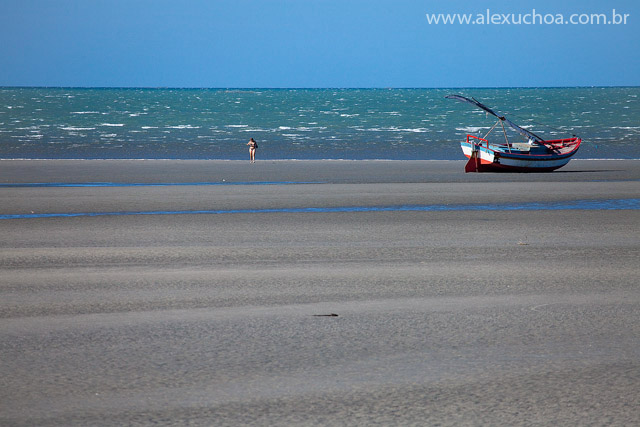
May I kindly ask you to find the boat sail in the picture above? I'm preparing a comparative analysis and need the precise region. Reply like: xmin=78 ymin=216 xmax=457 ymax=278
xmin=446 ymin=95 xmax=581 ymax=172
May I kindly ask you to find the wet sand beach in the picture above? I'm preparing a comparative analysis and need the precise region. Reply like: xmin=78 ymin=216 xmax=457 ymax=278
xmin=1 ymin=159 xmax=639 ymax=425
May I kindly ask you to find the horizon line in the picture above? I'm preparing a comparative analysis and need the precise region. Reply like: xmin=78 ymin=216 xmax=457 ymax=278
xmin=2 ymin=85 xmax=640 ymax=90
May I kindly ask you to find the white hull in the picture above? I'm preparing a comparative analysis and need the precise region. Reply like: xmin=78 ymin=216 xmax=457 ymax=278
xmin=461 ymin=140 xmax=578 ymax=172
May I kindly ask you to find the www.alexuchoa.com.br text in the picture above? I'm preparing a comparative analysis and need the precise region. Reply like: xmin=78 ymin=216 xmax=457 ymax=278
xmin=426 ymin=9 xmax=630 ymax=25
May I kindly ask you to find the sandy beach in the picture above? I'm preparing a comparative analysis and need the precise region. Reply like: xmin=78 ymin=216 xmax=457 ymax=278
xmin=1 ymin=159 xmax=639 ymax=426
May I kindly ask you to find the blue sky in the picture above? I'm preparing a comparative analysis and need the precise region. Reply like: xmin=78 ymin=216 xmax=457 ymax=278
xmin=1 ymin=0 xmax=638 ymax=88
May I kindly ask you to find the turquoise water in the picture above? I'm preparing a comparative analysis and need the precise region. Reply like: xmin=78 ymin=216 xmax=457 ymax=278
xmin=1 ymin=87 xmax=639 ymax=159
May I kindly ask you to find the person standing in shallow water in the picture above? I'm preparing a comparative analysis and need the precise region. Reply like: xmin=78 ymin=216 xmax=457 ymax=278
xmin=247 ymin=138 xmax=258 ymax=163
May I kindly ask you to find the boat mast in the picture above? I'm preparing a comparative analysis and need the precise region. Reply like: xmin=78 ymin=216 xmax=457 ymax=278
xmin=482 ymin=118 xmax=512 ymax=153
xmin=499 ymin=120 xmax=511 ymax=152
xmin=446 ymin=94 xmax=545 ymax=144
xmin=482 ymin=120 xmax=500 ymax=140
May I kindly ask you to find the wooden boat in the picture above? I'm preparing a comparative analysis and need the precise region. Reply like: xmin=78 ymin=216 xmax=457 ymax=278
xmin=447 ymin=95 xmax=581 ymax=172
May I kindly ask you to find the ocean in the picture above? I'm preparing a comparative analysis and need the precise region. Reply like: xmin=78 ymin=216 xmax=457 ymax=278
xmin=1 ymin=87 xmax=639 ymax=160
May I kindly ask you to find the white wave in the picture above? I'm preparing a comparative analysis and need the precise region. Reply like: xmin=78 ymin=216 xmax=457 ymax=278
xmin=611 ymin=126 xmax=640 ymax=131
xmin=399 ymin=128 xmax=429 ymax=133
xmin=11 ymin=134 xmax=43 ymax=139
xmin=226 ymin=124 xmax=248 ymax=128
xmin=281 ymin=126 xmax=327 ymax=132
xmin=356 ymin=127 xmax=429 ymax=133
xmin=100 ymin=123 xmax=125 ymax=127
xmin=71 ymin=111 xmax=100 ymax=114
xmin=165 ymin=125 xmax=201 ymax=129
xmin=61 ymin=127 xmax=96 ymax=131
xmin=455 ymin=126 xmax=490 ymax=133
xmin=279 ymin=126 xmax=292 ymax=130
xmin=141 ymin=126 xmax=158 ymax=129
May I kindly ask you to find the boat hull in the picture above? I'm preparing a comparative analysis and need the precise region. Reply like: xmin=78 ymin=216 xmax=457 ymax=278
xmin=461 ymin=137 xmax=581 ymax=172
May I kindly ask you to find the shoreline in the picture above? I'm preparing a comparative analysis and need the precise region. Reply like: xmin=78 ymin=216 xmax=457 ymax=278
xmin=3 ymin=158 xmax=640 ymax=185
xmin=2 ymin=157 xmax=640 ymax=161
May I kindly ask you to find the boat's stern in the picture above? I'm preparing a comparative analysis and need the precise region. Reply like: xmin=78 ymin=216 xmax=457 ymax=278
xmin=461 ymin=135 xmax=496 ymax=172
